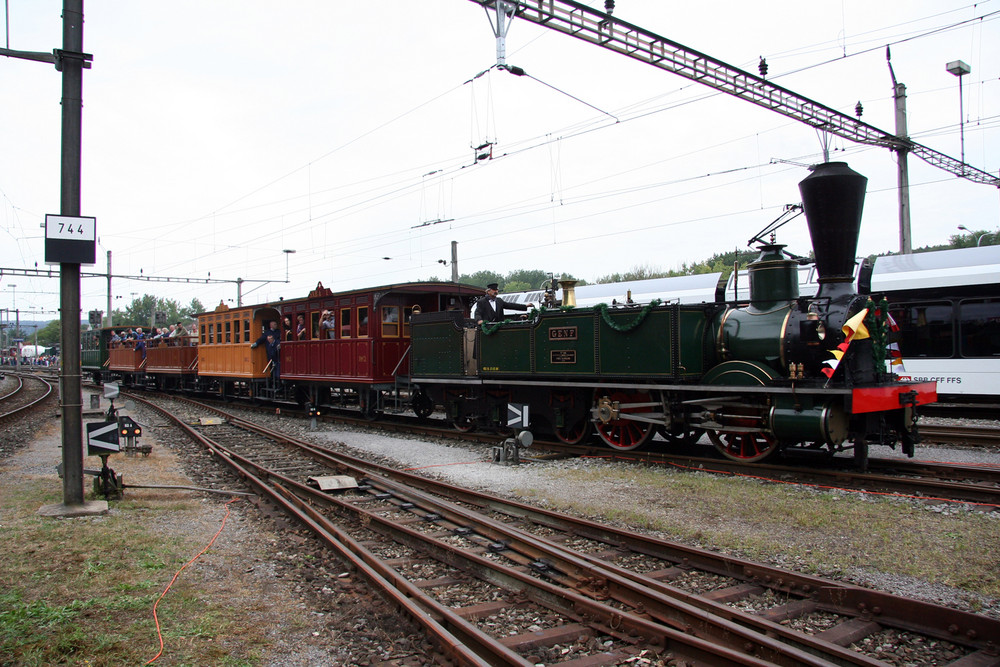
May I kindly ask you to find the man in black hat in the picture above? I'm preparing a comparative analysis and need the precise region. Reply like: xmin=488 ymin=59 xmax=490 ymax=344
xmin=471 ymin=283 xmax=532 ymax=324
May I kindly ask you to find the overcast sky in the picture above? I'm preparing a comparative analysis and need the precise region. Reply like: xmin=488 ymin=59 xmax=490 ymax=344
xmin=1 ymin=0 xmax=997 ymax=322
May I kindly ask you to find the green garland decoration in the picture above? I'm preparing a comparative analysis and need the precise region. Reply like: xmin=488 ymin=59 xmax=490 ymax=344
xmin=480 ymin=306 xmax=539 ymax=336
xmin=866 ymin=297 xmax=891 ymax=373
xmin=595 ymin=299 xmax=662 ymax=332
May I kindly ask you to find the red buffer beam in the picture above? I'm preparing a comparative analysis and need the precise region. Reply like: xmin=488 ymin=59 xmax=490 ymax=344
xmin=470 ymin=0 xmax=999 ymax=187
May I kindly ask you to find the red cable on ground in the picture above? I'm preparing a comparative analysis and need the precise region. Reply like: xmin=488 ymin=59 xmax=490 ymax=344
xmin=144 ymin=497 xmax=241 ymax=665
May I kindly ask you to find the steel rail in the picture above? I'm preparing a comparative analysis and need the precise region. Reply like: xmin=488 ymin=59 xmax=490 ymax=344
xmin=222 ymin=412 xmax=983 ymax=665
xmin=0 ymin=373 xmax=54 ymax=423
xmin=143 ymin=394 xmax=835 ymax=664
xmin=279 ymin=430 xmax=1000 ymax=659
xmin=206 ymin=421 xmax=799 ymax=665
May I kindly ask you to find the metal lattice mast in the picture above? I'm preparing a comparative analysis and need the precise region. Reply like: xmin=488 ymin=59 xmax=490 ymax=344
xmin=470 ymin=0 xmax=999 ymax=188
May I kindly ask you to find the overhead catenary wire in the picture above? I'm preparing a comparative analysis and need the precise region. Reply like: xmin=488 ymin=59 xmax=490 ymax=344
xmin=42 ymin=3 xmax=997 ymax=312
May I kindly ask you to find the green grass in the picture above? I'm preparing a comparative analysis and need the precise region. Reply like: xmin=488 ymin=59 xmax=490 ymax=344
xmin=0 ymin=475 xmax=276 ymax=666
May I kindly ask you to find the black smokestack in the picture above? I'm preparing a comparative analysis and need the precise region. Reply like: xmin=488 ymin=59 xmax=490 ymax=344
xmin=798 ymin=162 xmax=867 ymax=293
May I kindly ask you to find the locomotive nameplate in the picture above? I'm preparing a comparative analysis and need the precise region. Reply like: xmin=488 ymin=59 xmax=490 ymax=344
xmin=548 ymin=326 xmax=578 ymax=341
xmin=551 ymin=350 xmax=576 ymax=364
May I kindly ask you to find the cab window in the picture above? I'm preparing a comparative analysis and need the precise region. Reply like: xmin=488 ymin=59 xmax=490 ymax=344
xmin=225 ymin=320 xmax=232 ymax=343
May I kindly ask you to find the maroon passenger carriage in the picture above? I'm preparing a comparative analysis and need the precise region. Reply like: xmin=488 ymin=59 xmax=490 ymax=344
xmin=279 ymin=281 xmax=482 ymax=415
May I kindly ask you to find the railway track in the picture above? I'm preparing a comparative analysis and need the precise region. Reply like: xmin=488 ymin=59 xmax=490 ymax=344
xmin=128 ymin=393 xmax=1000 ymax=666
xmin=146 ymin=394 xmax=1000 ymax=507
xmin=0 ymin=371 xmax=54 ymax=423
xmin=918 ymin=424 xmax=1000 ymax=448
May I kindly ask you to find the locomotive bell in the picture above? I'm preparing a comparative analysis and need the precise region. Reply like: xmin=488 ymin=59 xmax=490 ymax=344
xmin=799 ymin=161 xmax=867 ymax=298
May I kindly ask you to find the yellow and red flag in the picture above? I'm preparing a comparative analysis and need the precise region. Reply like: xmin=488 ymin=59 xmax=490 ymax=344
xmin=821 ymin=308 xmax=869 ymax=379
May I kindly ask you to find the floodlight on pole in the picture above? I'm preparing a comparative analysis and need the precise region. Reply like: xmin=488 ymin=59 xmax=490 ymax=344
xmin=946 ymin=60 xmax=971 ymax=173
xmin=957 ymin=224 xmax=986 ymax=246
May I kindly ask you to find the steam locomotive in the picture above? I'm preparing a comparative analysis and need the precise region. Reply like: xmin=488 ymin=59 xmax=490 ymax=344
xmin=409 ymin=162 xmax=937 ymax=464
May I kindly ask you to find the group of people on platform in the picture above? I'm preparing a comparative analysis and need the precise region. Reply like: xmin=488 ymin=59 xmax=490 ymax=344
xmin=109 ymin=323 xmax=190 ymax=359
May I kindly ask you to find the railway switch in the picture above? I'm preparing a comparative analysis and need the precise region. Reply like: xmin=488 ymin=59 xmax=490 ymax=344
xmin=492 ymin=429 xmax=533 ymax=465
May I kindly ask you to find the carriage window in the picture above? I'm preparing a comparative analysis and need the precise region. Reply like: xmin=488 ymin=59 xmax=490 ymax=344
xmin=358 ymin=306 xmax=369 ymax=337
xmin=244 ymin=319 xmax=250 ymax=343
xmin=890 ymin=301 xmax=953 ymax=358
xmin=225 ymin=321 xmax=232 ymax=343
xmin=340 ymin=308 xmax=352 ymax=339
xmin=959 ymin=299 xmax=1000 ymax=357
xmin=200 ymin=324 xmax=206 ymax=344
xmin=208 ymin=323 xmax=215 ymax=344
xmin=381 ymin=306 xmax=400 ymax=337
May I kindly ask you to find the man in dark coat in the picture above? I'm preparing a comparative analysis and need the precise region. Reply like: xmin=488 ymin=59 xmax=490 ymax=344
xmin=251 ymin=322 xmax=282 ymax=382
xmin=471 ymin=283 xmax=532 ymax=324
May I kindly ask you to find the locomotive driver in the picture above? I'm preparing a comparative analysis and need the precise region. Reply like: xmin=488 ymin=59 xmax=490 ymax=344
xmin=471 ymin=283 xmax=533 ymax=324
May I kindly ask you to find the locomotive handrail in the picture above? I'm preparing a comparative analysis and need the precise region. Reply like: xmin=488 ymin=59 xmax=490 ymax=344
xmin=391 ymin=346 xmax=412 ymax=378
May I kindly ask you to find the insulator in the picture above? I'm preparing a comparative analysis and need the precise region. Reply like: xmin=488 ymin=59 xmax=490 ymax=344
xmin=855 ymin=101 xmax=863 ymax=118
xmin=605 ymin=0 xmax=615 ymax=14
xmin=758 ymin=56 xmax=768 ymax=78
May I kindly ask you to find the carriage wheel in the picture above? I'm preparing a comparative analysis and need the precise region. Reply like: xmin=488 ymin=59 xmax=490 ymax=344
xmin=453 ymin=415 xmax=475 ymax=432
xmin=593 ymin=390 xmax=655 ymax=451
xmin=707 ymin=428 xmax=778 ymax=462
xmin=555 ymin=419 xmax=591 ymax=445
xmin=411 ymin=390 xmax=434 ymax=419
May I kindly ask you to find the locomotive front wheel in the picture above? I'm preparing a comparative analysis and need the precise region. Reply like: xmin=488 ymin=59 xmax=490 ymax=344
xmin=555 ymin=419 xmax=591 ymax=445
xmin=593 ymin=390 xmax=655 ymax=451
xmin=708 ymin=429 xmax=778 ymax=463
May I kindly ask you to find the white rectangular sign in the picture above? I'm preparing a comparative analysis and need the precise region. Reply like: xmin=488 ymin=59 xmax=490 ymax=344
xmin=45 ymin=215 xmax=96 ymax=241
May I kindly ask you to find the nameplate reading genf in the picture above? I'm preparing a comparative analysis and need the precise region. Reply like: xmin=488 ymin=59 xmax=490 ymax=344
xmin=548 ymin=326 xmax=578 ymax=341
xmin=44 ymin=214 xmax=97 ymax=265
